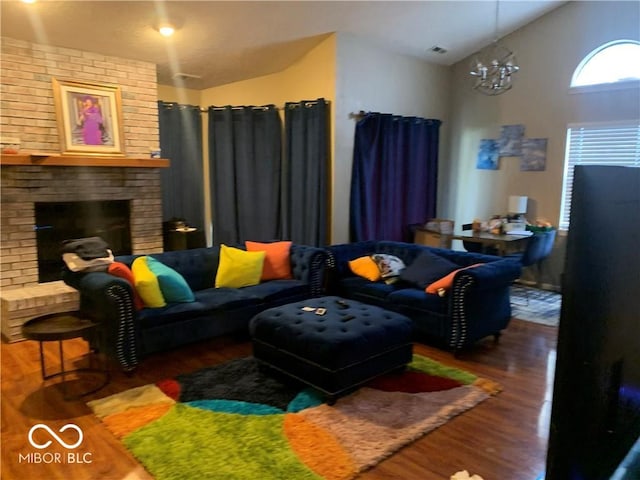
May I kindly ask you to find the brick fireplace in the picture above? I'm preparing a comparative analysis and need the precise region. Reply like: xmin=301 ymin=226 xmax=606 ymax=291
xmin=0 ymin=161 xmax=165 ymax=342
xmin=1 ymin=163 xmax=164 ymax=289
xmin=1 ymin=37 xmax=164 ymax=340
xmin=1 ymin=36 xmax=163 ymax=290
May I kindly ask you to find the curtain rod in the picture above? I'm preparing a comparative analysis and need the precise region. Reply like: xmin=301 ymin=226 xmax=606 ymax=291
xmin=349 ymin=110 xmax=442 ymax=124
xmin=203 ymin=99 xmax=329 ymax=113
xmin=160 ymin=100 xmax=328 ymax=113
xmin=158 ymin=103 xmax=276 ymax=112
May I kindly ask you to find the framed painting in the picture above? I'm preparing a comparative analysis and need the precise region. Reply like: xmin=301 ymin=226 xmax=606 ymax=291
xmin=520 ymin=138 xmax=548 ymax=171
xmin=498 ymin=124 xmax=525 ymax=156
xmin=477 ymin=139 xmax=499 ymax=170
xmin=52 ymin=78 xmax=125 ymax=156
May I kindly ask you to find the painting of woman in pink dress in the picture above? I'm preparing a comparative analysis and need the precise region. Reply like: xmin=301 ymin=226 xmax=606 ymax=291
xmin=78 ymin=95 xmax=103 ymax=145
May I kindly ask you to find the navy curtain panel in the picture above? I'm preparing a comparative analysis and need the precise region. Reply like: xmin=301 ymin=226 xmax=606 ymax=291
xmin=208 ymin=105 xmax=282 ymax=245
xmin=158 ymin=101 xmax=204 ymax=229
xmin=350 ymin=113 xmax=441 ymax=242
xmin=282 ymin=99 xmax=329 ymax=247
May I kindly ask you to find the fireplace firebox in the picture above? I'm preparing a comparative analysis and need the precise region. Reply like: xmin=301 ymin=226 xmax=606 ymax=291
xmin=35 ymin=201 xmax=132 ymax=283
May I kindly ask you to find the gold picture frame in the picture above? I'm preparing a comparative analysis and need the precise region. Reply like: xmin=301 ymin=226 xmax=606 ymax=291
xmin=52 ymin=78 xmax=125 ymax=156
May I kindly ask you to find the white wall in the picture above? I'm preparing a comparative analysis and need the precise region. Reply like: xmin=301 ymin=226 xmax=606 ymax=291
xmin=333 ymin=32 xmax=451 ymax=243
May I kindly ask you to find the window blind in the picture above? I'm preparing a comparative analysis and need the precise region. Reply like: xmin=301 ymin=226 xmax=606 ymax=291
xmin=560 ymin=122 xmax=640 ymax=229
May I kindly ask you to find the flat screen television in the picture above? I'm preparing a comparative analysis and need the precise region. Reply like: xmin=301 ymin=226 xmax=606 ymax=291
xmin=546 ymin=165 xmax=640 ymax=479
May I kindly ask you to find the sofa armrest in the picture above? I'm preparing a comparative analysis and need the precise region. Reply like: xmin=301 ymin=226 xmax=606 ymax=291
xmin=458 ymin=258 xmax=522 ymax=290
xmin=446 ymin=258 xmax=521 ymax=350
xmin=62 ymin=269 xmax=139 ymax=370
xmin=289 ymin=245 xmax=328 ymax=296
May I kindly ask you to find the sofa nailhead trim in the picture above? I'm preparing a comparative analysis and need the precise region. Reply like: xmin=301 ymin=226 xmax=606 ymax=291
xmin=451 ymin=274 xmax=474 ymax=350
xmin=106 ymin=284 xmax=138 ymax=371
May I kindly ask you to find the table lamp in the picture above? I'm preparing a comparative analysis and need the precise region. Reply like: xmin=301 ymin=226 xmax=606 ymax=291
xmin=508 ymin=195 xmax=528 ymax=222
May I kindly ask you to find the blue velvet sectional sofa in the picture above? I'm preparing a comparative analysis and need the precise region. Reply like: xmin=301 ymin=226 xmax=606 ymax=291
xmin=325 ymin=241 xmax=522 ymax=351
xmin=63 ymin=244 xmax=327 ymax=370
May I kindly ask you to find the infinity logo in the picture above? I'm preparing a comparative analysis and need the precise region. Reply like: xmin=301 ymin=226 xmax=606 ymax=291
xmin=28 ymin=424 xmax=83 ymax=450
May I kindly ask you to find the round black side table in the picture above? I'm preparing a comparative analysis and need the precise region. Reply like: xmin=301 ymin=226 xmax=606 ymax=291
xmin=21 ymin=312 xmax=109 ymax=401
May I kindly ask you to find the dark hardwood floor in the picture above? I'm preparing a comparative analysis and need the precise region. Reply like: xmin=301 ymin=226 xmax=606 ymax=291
xmin=1 ymin=319 xmax=557 ymax=480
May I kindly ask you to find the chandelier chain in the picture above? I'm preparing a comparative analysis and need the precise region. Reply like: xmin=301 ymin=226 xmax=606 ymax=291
xmin=494 ymin=0 xmax=500 ymax=42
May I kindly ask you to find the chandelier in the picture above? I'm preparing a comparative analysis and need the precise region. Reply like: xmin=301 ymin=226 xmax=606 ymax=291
xmin=469 ymin=1 xmax=520 ymax=95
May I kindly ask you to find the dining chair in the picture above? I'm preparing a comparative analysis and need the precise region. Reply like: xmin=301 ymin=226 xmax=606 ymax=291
xmin=461 ymin=223 xmax=483 ymax=253
xmin=461 ymin=223 xmax=499 ymax=255
xmin=509 ymin=228 xmax=557 ymax=303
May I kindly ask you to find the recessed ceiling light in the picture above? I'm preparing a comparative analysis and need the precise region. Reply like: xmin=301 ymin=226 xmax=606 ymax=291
xmin=21 ymin=0 xmax=37 ymax=3
xmin=158 ymin=24 xmax=175 ymax=37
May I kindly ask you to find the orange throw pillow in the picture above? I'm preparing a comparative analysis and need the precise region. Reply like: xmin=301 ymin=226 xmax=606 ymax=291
xmin=348 ymin=256 xmax=381 ymax=282
xmin=425 ymin=263 xmax=484 ymax=296
xmin=245 ymin=241 xmax=293 ymax=281
xmin=108 ymin=262 xmax=145 ymax=310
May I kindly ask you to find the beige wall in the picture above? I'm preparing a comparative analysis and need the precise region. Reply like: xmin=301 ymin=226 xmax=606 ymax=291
xmin=158 ymin=35 xmax=337 ymax=245
xmin=157 ymin=84 xmax=202 ymax=106
xmin=200 ymin=34 xmax=336 ymax=107
xmin=446 ymin=1 xmax=640 ymax=288
xmin=447 ymin=0 xmax=640 ymax=225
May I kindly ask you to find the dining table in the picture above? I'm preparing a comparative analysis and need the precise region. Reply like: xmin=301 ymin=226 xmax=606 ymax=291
xmin=449 ymin=230 xmax=532 ymax=256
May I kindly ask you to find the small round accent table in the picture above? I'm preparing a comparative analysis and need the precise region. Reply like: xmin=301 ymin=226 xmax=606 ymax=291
xmin=21 ymin=312 xmax=109 ymax=400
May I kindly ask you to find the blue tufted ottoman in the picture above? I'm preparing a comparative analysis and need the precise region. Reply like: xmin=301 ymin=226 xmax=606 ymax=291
xmin=249 ymin=296 xmax=413 ymax=403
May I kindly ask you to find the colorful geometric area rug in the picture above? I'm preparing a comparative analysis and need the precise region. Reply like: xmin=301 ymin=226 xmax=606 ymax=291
xmin=88 ymin=355 xmax=501 ymax=480
xmin=510 ymin=285 xmax=561 ymax=327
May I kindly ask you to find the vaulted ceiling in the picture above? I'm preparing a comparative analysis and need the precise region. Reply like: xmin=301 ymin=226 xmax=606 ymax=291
xmin=1 ymin=1 xmax=565 ymax=90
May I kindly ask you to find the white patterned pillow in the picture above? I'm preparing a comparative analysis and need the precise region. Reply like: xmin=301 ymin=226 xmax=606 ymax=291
xmin=371 ymin=254 xmax=406 ymax=284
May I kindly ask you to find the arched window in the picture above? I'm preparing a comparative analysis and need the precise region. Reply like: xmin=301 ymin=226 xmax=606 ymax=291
xmin=571 ymin=40 xmax=640 ymax=89
xmin=560 ymin=40 xmax=640 ymax=229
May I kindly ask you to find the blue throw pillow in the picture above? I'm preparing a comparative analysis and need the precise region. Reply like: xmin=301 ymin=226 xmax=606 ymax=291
xmin=146 ymin=256 xmax=195 ymax=303
xmin=399 ymin=251 xmax=459 ymax=289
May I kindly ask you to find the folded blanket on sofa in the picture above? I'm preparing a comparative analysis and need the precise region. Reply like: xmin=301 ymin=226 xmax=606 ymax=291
xmin=61 ymin=236 xmax=110 ymax=260
xmin=61 ymin=236 xmax=113 ymax=272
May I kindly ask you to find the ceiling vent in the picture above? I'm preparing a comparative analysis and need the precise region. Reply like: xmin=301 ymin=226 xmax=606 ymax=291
xmin=173 ymin=72 xmax=202 ymax=80
xmin=430 ymin=46 xmax=448 ymax=54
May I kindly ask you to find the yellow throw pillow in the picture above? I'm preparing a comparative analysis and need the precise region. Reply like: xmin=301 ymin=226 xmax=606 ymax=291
xmin=131 ymin=256 xmax=166 ymax=308
xmin=215 ymin=244 xmax=266 ymax=288
xmin=348 ymin=256 xmax=381 ymax=282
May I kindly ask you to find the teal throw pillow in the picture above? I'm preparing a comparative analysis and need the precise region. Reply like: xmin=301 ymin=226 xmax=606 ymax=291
xmin=146 ymin=256 xmax=195 ymax=303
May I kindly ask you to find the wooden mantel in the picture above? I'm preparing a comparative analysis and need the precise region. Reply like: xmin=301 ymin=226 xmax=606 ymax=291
xmin=1 ymin=153 xmax=169 ymax=168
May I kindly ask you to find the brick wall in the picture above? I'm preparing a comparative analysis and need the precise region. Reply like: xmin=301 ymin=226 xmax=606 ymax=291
xmin=0 ymin=37 xmax=159 ymax=154
xmin=0 ymin=37 xmax=163 ymax=289
xmin=1 ymin=166 xmax=163 ymax=288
